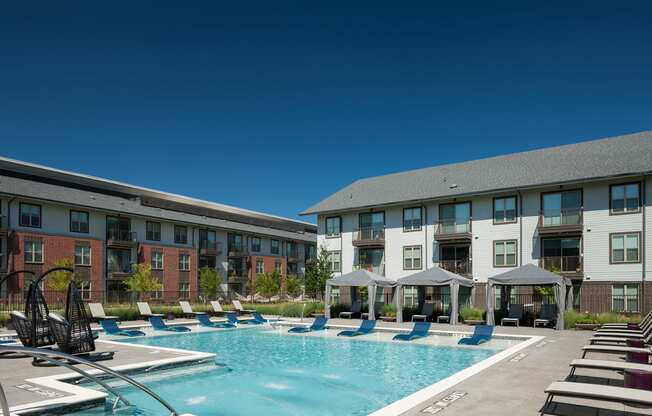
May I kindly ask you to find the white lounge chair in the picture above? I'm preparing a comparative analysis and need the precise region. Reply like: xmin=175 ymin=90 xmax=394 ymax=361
xmin=137 ymin=302 xmax=164 ymax=318
xmin=568 ymin=358 xmax=652 ymax=377
xmin=581 ymin=344 xmax=652 ymax=358
xmin=179 ymin=301 xmax=205 ymax=316
xmin=210 ymin=300 xmax=225 ymax=315
xmin=232 ymin=300 xmax=256 ymax=314
xmin=541 ymin=381 xmax=652 ymax=415
xmin=589 ymin=331 xmax=652 ymax=345
xmin=88 ymin=303 xmax=119 ymax=321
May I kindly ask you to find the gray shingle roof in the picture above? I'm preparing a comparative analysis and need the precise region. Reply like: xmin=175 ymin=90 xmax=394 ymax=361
xmin=302 ymin=131 xmax=652 ymax=215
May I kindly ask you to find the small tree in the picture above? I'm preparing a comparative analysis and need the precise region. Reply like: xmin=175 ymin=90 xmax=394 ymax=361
xmin=285 ymin=275 xmax=302 ymax=299
xmin=47 ymin=258 xmax=82 ymax=291
xmin=123 ymin=263 xmax=162 ymax=301
xmin=199 ymin=266 xmax=223 ymax=300
xmin=255 ymin=272 xmax=280 ymax=301
xmin=304 ymin=245 xmax=332 ymax=300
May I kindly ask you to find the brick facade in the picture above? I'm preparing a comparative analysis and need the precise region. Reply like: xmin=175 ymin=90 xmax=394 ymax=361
xmin=138 ymin=243 xmax=198 ymax=301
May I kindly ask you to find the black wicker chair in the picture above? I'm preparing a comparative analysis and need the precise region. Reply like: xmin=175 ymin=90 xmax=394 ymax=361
xmin=10 ymin=279 xmax=55 ymax=348
xmin=47 ymin=282 xmax=114 ymax=362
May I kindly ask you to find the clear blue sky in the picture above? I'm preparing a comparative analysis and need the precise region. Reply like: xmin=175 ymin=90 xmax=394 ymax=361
xmin=1 ymin=2 xmax=651 ymax=222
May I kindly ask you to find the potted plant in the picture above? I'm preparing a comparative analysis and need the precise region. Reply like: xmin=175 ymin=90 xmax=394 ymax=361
xmin=380 ymin=304 xmax=397 ymax=322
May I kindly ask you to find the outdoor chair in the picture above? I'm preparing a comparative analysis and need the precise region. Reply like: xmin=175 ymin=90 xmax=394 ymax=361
xmin=339 ymin=300 xmax=362 ymax=319
xmin=48 ymin=312 xmax=114 ymax=362
xmin=436 ymin=307 xmax=451 ymax=324
xmin=88 ymin=303 xmax=119 ymax=321
xmin=393 ymin=322 xmax=431 ymax=341
xmin=210 ymin=300 xmax=226 ymax=316
xmin=232 ymin=300 xmax=256 ymax=315
xmin=580 ymin=344 xmax=652 ymax=359
xmin=288 ymin=316 xmax=328 ymax=333
xmin=10 ymin=281 xmax=55 ymax=348
xmin=589 ymin=330 xmax=652 ymax=346
xmin=600 ymin=310 xmax=652 ymax=330
xmin=541 ymin=382 xmax=652 ymax=415
xmin=179 ymin=301 xmax=205 ymax=317
xmin=100 ymin=319 xmax=145 ymax=337
xmin=361 ymin=301 xmax=384 ymax=320
xmin=149 ymin=316 xmax=191 ymax=332
xmin=500 ymin=304 xmax=523 ymax=327
xmin=137 ymin=302 xmax=165 ymax=319
xmin=226 ymin=312 xmax=260 ymax=325
xmin=197 ymin=313 xmax=235 ymax=329
xmin=337 ymin=320 xmax=376 ymax=337
xmin=567 ymin=359 xmax=652 ymax=378
xmin=458 ymin=325 xmax=494 ymax=345
xmin=533 ymin=304 xmax=557 ymax=328
xmin=411 ymin=302 xmax=434 ymax=322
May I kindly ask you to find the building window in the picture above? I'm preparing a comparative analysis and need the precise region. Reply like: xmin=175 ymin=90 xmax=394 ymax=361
xmin=20 ymin=203 xmax=41 ymax=228
xmin=78 ymin=281 xmax=92 ymax=300
xmin=287 ymin=241 xmax=297 ymax=258
xmin=228 ymin=233 xmax=243 ymax=252
xmin=251 ymin=237 xmax=261 ymax=252
xmin=403 ymin=207 xmax=422 ymax=231
xmin=612 ymin=284 xmax=639 ymax=312
xmin=199 ymin=229 xmax=217 ymax=250
xmin=331 ymin=287 xmax=340 ymax=304
xmin=271 ymin=239 xmax=280 ymax=255
xmin=107 ymin=248 xmax=132 ymax=274
xmin=274 ymin=261 xmax=282 ymax=273
xmin=228 ymin=258 xmax=243 ymax=277
xmin=403 ymin=286 xmax=418 ymax=308
xmin=611 ymin=183 xmax=640 ymax=214
xmin=611 ymin=233 xmax=640 ymax=263
xmin=325 ymin=216 xmax=341 ymax=237
xmin=328 ymin=251 xmax=341 ymax=272
xmin=174 ymin=225 xmax=188 ymax=244
xmin=24 ymin=241 xmax=43 ymax=263
xmin=146 ymin=221 xmax=161 ymax=241
xmin=151 ymin=251 xmax=164 ymax=270
xmin=70 ymin=210 xmax=89 ymax=233
xmin=179 ymin=282 xmax=190 ymax=299
xmin=494 ymin=196 xmax=517 ymax=224
xmin=179 ymin=254 xmax=190 ymax=271
xmin=74 ymin=244 xmax=91 ymax=266
xmin=151 ymin=280 xmax=163 ymax=300
xmin=255 ymin=259 xmax=264 ymax=275
xmin=403 ymin=246 xmax=422 ymax=270
xmin=494 ymin=240 xmax=517 ymax=267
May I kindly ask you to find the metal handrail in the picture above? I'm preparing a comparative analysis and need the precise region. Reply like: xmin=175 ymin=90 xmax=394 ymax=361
xmin=0 ymin=345 xmax=179 ymax=416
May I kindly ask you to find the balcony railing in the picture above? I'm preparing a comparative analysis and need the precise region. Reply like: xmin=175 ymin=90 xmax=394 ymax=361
xmin=540 ymin=256 xmax=583 ymax=275
xmin=352 ymin=226 xmax=385 ymax=246
xmin=434 ymin=219 xmax=472 ymax=241
xmin=439 ymin=259 xmax=472 ymax=276
xmin=538 ymin=208 xmax=583 ymax=234
xmin=354 ymin=263 xmax=385 ymax=276
xmin=106 ymin=230 xmax=137 ymax=246
xmin=199 ymin=241 xmax=222 ymax=256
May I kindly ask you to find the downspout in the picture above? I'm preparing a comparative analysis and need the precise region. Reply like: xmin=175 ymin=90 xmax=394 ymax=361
xmin=423 ymin=205 xmax=428 ymax=268
xmin=642 ymin=176 xmax=647 ymax=313
xmin=517 ymin=190 xmax=523 ymax=266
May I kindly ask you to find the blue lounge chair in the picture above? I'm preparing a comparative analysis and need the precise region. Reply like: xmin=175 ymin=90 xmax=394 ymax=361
xmin=337 ymin=320 xmax=376 ymax=337
xmin=458 ymin=325 xmax=494 ymax=345
xmin=226 ymin=312 xmax=260 ymax=325
xmin=288 ymin=316 xmax=328 ymax=333
xmin=393 ymin=322 xmax=431 ymax=341
xmin=100 ymin=319 xmax=145 ymax=337
xmin=197 ymin=313 xmax=235 ymax=329
xmin=149 ymin=316 xmax=191 ymax=332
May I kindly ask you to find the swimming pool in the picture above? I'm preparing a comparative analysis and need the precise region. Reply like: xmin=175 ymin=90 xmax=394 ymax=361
xmin=77 ymin=327 xmax=519 ymax=415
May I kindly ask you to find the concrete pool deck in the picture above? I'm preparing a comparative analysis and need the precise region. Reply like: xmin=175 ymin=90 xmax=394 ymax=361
xmin=0 ymin=317 xmax=649 ymax=415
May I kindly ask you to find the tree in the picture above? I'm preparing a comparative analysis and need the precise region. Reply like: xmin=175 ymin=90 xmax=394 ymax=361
xmin=47 ymin=258 xmax=81 ymax=291
xmin=304 ymin=245 xmax=332 ymax=300
xmin=285 ymin=275 xmax=302 ymax=299
xmin=199 ymin=266 xmax=223 ymax=300
xmin=255 ymin=271 xmax=280 ymax=301
xmin=123 ymin=263 xmax=162 ymax=300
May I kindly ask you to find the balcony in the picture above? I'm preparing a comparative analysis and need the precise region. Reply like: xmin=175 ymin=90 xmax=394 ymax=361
xmin=434 ymin=219 xmax=472 ymax=242
xmin=199 ymin=241 xmax=222 ymax=256
xmin=106 ymin=230 xmax=137 ymax=248
xmin=228 ymin=245 xmax=248 ymax=257
xmin=354 ymin=263 xmax=385 ymax=276
xmin=540 ymin=256 xmax=583 ymax=277
xmin=352 ymin=226 xmax=385 ymax=247
xmin=439 ymin=259 xmax=472 ymax=277
xmin=538 ymin=208 xmax=583 ymax=235
xmin=287 ymin=251 xmax=300 ymax=263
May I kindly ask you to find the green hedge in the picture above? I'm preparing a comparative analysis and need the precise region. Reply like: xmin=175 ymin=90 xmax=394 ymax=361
xmin=564 ymin=310 xmax=640 ymax=328
xmin=460 ymin=307 xmax=484 ymax=321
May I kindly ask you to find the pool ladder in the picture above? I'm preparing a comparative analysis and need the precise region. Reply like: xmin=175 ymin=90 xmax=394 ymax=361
xmin=0 ymin=345 xmax=180 ymax=416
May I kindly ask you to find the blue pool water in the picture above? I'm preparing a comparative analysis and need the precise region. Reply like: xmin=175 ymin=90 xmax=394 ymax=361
xmin=85 ymin=328 xmax=505 ymax=415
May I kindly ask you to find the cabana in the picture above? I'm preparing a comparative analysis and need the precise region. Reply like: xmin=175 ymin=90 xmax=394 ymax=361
xmin=395 ymin=267 xmax=473 ymax=324
xmin=324 ymin=269 xmax=396 ymax=320
xmin=485 ymin=264 xmax=572 ymax=330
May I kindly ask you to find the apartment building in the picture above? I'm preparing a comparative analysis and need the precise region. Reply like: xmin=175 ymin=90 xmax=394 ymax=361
xmin=303 ymin=131 xmax=652 ymax=314
xmin=0 ymin=158 xmax=316 ymax=301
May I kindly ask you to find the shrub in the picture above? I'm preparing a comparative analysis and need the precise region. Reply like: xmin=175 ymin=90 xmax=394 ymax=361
xmin=564 ymin=310 xmax=641 ymax=328
xmin=330 ymin=303 xmax=349 ymax=317
xmin=400 ymin=307 xmax=420 ymax=322
xmin=460 ymin=307 xmax=484 ymax=321
xmin=381 ymin=303 xmax=397 ymax=317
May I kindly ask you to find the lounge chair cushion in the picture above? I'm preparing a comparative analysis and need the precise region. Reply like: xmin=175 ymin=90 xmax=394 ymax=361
xmin=544 ymin=381 xmax=652 ymax=407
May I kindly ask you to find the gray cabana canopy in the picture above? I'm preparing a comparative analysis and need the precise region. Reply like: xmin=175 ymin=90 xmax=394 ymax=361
xmin=395 ymin=267 xmax=473 ymax=324
xmin=324 ymin=269 xmax=397 ymax=320
xmin=486 ymin=264 xmax=572 ymax=330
